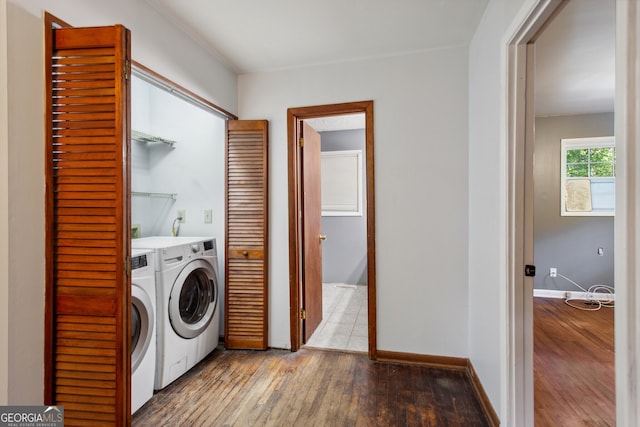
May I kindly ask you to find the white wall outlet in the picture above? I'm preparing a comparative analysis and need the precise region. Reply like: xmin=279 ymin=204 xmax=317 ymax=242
xmin=177 ymin=210 xmax=185 ymax=223
xmin=204 ymin=209 xmax=213 ymax=224
xmin=550 ymin=267 xmax=557 ymax=278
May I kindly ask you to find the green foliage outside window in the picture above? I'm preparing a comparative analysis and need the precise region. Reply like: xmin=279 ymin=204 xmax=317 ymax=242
xmin=566 ymin=147 xmax=615 ymax=178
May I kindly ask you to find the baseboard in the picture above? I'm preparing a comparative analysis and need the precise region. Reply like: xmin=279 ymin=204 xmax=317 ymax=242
xmin=376 ymin=350 xmax=499 ymax=426
xmin=534 ymin=289 xmax=615 ymax=301
xmin=376 ymin=349 xmax=468 ymax=369
xmin=466 ymin=360 xmax=500 ymax=427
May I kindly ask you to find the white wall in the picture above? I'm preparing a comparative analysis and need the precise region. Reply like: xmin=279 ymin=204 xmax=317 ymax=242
xmin=2 ymin=1 xmax=46 ymax=404
xmin=238 ymin=47 xmax=470 ymax=354
xmin=534 ymin=113 xmax=615 ymax=291
xmin=131 ymin=76 xmax=226 ymax=241
xmin=17 ymin=0 xmax=237 ymax=115
xmin=0 ymin=0 xmax=236 ymax=403
xmin=468 ymin=0 xmax=530 ymax=421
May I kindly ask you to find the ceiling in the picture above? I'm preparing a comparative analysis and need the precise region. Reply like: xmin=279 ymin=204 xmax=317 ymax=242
xmin=145 ymin=0 xmax=489 ymax=73
xmin=145 ymin=0 xmax=614 ymax=119
xmin=535 ymin=0 xmax=615 ymax=117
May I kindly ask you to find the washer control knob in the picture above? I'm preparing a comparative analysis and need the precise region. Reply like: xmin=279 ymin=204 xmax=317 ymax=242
xmin=191 ymin=244 xmax=199 ymax=253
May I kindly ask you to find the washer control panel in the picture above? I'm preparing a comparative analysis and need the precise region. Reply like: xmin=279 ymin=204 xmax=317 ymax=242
xmin=131 ymin=254 xmax=148 ymax=270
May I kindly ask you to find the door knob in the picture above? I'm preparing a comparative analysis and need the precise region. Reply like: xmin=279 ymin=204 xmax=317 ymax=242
xmin=319 ymin=235 xmax=327 ymax=241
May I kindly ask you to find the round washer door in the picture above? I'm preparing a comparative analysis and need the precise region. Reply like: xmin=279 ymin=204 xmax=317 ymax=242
xmin=169 ymin=259 xmax=218 ymax=339
xmin=131 ymin=284 xmax=154 ymax=372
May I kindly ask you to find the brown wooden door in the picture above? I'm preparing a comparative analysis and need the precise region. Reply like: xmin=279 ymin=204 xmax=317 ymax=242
xmin=44 ymin=25 xmax=132 ymax=425
xmin=301 ymin=122 xmax=323 ymax=342
xmin=225 ymin=120 xmax=269 ymax=350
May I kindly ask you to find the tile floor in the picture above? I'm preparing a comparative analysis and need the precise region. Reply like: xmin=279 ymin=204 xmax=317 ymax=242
xmin=304 ymin=283 xmax=368 ymax=352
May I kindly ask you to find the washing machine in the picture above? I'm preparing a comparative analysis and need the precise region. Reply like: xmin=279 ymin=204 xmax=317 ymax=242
xmin=131 ymin=248 xmax=156 ymax=414
xmin=132 ymin=236 xmax=220 ymax=390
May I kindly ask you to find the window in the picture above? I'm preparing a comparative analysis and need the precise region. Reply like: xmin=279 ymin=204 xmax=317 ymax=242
xmin=561 ymin=136 xmax=615 ymax=216
xmin=321 ymin=150 xmax=363 ymax=216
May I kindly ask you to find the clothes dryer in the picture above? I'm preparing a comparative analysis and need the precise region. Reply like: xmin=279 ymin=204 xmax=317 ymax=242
xmin=131 ymin=249 xmax=156 ymax=414
xmin=132 ymin=236 xmax=220 ymax=390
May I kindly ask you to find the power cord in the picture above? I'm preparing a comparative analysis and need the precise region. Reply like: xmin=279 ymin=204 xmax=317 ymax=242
xmin=171 ymin=216 xmax=183 ymax=237
xmin=552 ymin=273 xmax=615 ymax=311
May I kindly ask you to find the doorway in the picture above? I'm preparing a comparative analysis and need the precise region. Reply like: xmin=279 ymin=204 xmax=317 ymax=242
xmin=531 ymin=0 xmax=616 ymax=424
xmin=287 ymin=101 xmax=377 ymax=359
xmin=302 ymin=115 xmax=368 ymax=352
xmin=506 ymin=0 xmax=632 ymax=424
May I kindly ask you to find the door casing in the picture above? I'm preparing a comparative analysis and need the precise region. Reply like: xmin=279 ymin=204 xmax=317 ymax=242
xmin=287 ymin=100 xmax=376 ymax=359
xmin=506 ymin=1 xmax=562 ymax=424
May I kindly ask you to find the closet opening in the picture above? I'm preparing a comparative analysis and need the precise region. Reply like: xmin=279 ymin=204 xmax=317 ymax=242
xmin=43 ymin=12 xmax=238 ymax=422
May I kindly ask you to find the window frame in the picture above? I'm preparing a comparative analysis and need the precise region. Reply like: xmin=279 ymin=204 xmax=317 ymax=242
xmin=321 ymin=149 xmax=363 ymax=217
xmin=560 ymin=136 xmax=615 ymax=217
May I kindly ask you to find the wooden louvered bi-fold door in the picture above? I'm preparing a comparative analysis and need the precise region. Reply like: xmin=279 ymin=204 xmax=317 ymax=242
xmin=225 ymin=120 xmax=269 ymax=350
xmin=44 ymin=25 xmax=132 ymax=426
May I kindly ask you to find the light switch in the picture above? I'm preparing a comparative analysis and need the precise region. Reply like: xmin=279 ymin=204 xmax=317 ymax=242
xmin=204 ymin=209 xmax=213 ymax=224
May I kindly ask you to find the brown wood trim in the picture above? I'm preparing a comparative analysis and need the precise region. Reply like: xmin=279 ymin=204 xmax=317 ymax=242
xmin=286 ymin=110 xmax=301 ymax=351
xmin=44 ymin=11 xmax=72 ymax=29
xmin=377 ymin=350 xmax=500 ymax=425
xmin=287 ymin=101 xmax=376 ymax=359
xmin=43 ymin=11 xmax=55 ymax=406
xmin=132 ymin=61 xmax=237 ymax=120
xmin=466 ymin=360 xmax=501 ymax=427
xmin=43 ymin=11 xmax=72 ymax=405
xmin=117 ymin=25 xmax=132 ymax=423
xmin=376 ymin=350 xmax=468 ymax=370
xmin=363 ymin=101 xmax=376 ymax=360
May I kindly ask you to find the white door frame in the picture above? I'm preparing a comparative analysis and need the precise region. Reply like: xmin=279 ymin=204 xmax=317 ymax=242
xmin=506 ymin=3 xmax=562 ymax=425
xmin=0 ymin=0 xmax=8 ymax=404
xmin=506 ymin=0 xmax=639 ymax=425
xmin=612 ymin=1 xmax=640 ymax=425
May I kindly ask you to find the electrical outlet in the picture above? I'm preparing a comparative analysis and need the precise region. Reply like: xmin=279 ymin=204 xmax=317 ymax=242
xmin=550 ymin=267 xmax=557 ymax=278
xmin=177 ymin=210 xmax=185 ymax=223
xmin=204 ymin=209 xmax=213 ymax=224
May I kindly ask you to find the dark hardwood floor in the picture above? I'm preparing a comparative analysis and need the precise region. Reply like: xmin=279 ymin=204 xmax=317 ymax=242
xmin=534 ymin=297 xmax=615 ymax=426
xmin=133 ymin=348 xmax=490 ymax=426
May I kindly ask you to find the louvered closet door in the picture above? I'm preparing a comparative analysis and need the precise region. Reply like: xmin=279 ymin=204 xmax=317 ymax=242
xmin=225 ymin=120 xmax=269 ymax=350
xmin=45 ymin=25 xmax=131 ymax=426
